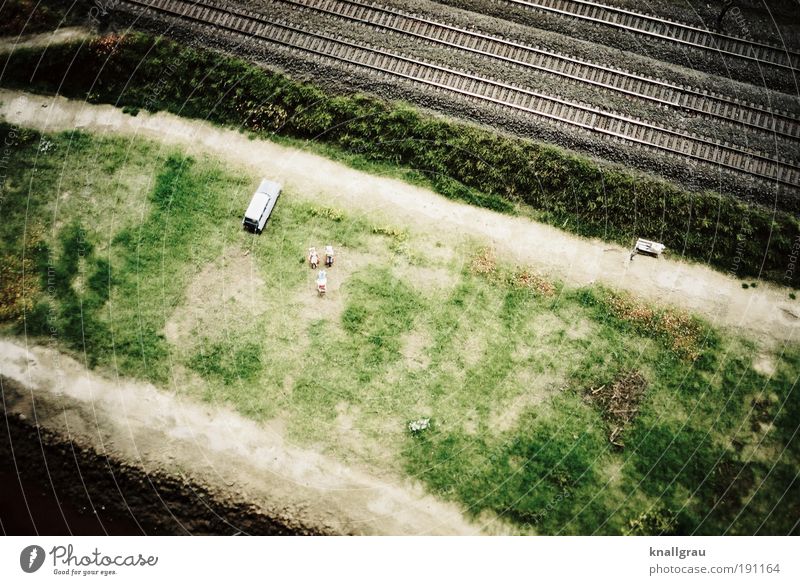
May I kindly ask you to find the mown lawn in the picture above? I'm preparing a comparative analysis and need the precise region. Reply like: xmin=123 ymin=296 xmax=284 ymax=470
xmin=1 ymin=123 xmax=797 ymax=535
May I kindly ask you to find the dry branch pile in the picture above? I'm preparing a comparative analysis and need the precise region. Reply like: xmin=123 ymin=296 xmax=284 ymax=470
xmin=585 ymin=371 xmax=648 ymax=448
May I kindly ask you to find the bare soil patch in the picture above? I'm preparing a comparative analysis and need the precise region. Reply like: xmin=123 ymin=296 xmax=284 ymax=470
xmin=400 ymin=329 xmax=433 ymax=370
xmin=489 ymin=373 xmax=563 ymax=433
xmin=395 ymin=264 xmax=453 ymax=293
xmin=329 ymin=401 xmax=398 ymax=471
xmin=752 ymin=353 xmax=777 ymax=378
xmin=166 ymin=246 xmax=265 ymax=345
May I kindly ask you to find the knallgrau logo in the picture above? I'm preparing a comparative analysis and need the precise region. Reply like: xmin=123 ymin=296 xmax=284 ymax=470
xmin=20 ymin=545 xmax=46 ymax=573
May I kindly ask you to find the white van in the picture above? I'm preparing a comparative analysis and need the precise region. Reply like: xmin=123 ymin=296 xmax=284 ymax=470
xmin=242 ymin=179 xmax=282 ymax=234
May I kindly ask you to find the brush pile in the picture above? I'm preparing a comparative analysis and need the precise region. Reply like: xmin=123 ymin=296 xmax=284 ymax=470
xmin=586 ymin=371 xmax=648 ymax=448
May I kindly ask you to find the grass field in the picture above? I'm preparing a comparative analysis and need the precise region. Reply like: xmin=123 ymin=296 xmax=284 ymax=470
xmin=1 ymin=122 xmax=798 ymax=535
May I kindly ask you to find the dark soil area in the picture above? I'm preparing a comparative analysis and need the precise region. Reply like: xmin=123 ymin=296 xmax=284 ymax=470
xmin=0 ymin=469 xmax=144 ymax=535
xmin=0 ymin=412 xmax=320 ymax=536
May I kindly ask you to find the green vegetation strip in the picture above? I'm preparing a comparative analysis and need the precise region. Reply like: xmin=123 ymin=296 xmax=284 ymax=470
xmin=0 ymin=0 xmax=84 ymax=37
xmin=1 ymin=33 xmax=798 ymax=287
xmin=1 ymin=124 xmax=798 ymax=534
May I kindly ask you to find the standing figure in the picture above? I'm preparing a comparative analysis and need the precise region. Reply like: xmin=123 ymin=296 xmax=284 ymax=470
xmin=325 ymin=245 xmax=335 ymax=267
xmin=308 ymin=246 xmax=319 ymax=269
xmin=316 ymin=270 xmax=327 ymax=296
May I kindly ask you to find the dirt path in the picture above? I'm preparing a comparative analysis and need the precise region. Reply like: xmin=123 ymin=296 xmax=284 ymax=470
xmin=0 ymin=27 xmax=91 ymax=54
xmin=0 ymin=339 xmax=480 ymax=535
xmin=1 ymin=88 xmax=797 ymax=347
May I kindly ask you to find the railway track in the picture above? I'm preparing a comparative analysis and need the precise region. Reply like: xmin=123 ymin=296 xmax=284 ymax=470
xmin=503 ymin=0 xmax=800 ymax=72
xmin=274 ymin=0 xmax=800 ymax=140
xmin=120 ymin=0 xmax=800 ymax=189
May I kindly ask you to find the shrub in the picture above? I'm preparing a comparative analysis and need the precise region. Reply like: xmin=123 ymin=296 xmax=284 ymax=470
xmin=0 ymin=0 xmax=78 ymax=36
xmin=624 ymin=508 xmax=677 ymax=536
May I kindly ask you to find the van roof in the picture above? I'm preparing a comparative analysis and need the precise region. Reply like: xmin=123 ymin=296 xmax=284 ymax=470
xmin=257 ymin=179 xmax=282 ymax=197
xmin=245 ymin=192 xmax=271 ymax=221
xmin=244 ymin=179 xmax=282 ymax=221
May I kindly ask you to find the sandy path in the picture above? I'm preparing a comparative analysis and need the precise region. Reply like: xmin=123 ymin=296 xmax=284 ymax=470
xmin=1 ymin=88 xmax=797 ymax=346
xmin=0 ymin=339 xmax=479 ymax=535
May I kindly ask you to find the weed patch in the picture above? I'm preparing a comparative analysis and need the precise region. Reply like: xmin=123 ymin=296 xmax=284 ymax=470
xmin=577 ymin=287 xmax=711 ymax=360
xmin=469 ymin=248 xmax=557 ymax=297
xmin=469 ymin=248 xmax=497 ymax=277
xmin=511 ymin=267 xmax=557 ymax=297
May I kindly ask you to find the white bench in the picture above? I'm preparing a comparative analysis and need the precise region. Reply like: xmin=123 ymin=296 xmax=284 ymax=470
xmin=633 ymin=238 xmax=665 ymax=258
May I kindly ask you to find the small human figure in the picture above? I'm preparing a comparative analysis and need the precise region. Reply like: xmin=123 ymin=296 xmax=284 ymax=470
xmin=325 ymin=245 xmax=335 ymax=267
xmin=308 ymin=246 xmax=319 ymax=269
xmin=316 ymin=270 xmax=327 ymax=295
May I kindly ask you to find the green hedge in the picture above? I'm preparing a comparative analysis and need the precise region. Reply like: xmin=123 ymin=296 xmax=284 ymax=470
xmin=2 ymin=32 xmax=798 ymax=287
xmin=0 ymin=0 xmax=82 ymax=36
